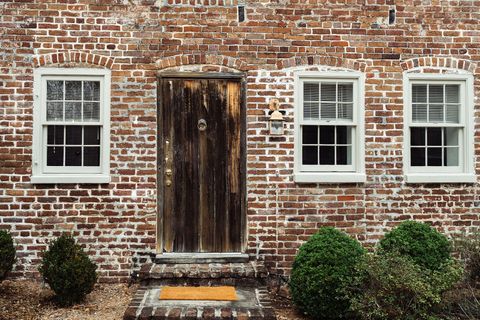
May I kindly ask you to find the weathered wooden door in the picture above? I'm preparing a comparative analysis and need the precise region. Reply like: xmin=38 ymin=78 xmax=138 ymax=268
xmin=158 ymin=75 xmax=245 ymax=253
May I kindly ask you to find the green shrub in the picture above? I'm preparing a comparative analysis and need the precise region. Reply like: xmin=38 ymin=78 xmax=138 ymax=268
xmin=350 ymin=253 xmax=462 ymax=320
xmin=0 ymin=230 xmax=15 ymax=281
xmin=289 ymin=227 xmax=366 ymax=319
xmin=40 ymin=234 xmax=97 ymax=306
xmin=379 ymin=221 xmax=451 ymax=271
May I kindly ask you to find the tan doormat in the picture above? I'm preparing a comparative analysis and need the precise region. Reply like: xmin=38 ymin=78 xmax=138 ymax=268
xmin=159 ymin=286 xmax=238 ymax=301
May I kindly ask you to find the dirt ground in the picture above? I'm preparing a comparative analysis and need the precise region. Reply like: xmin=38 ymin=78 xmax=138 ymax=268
xmin=0 ymin=280 xmax=137 ymax=320
xmin=0 ymin=279 xmax=305 ymax=320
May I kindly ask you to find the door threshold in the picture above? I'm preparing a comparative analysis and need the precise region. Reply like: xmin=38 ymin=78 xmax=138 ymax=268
xmin=154 ymin=252 xmax=250 ymax=264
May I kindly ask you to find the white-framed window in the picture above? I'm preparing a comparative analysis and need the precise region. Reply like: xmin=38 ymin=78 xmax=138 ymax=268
xmin=32 ymin=68 xmax=111 ymax=184
xmin=404 ymin=73 xmax=475 ymax=183
xmin=294 ymin=71 xmax=365 ymax=183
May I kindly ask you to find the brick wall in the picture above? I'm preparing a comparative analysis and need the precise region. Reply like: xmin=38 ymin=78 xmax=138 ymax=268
xmin=1 ymin=0 xmax=480 ymax=281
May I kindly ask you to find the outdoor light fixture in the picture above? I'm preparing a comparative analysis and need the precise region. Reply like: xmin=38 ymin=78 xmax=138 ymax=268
xmin=268 ymin=98 xmax=284 ymax=135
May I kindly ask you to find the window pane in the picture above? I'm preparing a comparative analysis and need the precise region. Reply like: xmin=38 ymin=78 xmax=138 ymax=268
xmin=84 ymin=126 xmax=101 ymax=145
xmin=304 ymin=102 xmax=319 ymax=120
xmin=444 ymin=147 xmax=459 ymax=166
xmin=445 ymin=128 xmax=459 ymax=146
xmin=427 ymin=128 xmax=442 ymax=146
xmin=319 ymin=146 xmax=335 ymax=164
xmin=47 ymin=146 xmax=64 ymax=166
xmin=336 ymin=146 xmax=351 ymax=165
xmin=65 ymin=102 xmax=82 ymax=121
xmin=319 ymin=126 xmax=335 ymax=144
xmin=412 ymin=85 xmax=427 ymax=103
xmin=411 ymin=147 xmax=426 ymax=166
xmin=338 ymin=83 xmax=353 ymax=102
xmin=84 ymin=147 xmax=100 ymax=166
xmin=336 ymin=126 xmax=351 ymax=144
xmin=427 ymin=147 xmax=442 ymax=166
xmin=83 ymin=81 xmax=100 ymax=101
xmin=65 ymin=81 xmax=82 ymax=100
xmin=429 ymin=104 xmax=444 ymax=122
xmin=65 ymin=147 xmax=82 ymax=166
xmin=302 ymin=146 xmax=318 ymax=165
xmin=429 ymin=85 xmax=444 ymax=103
xmin=320 ymin=103 xmax=336 ymax=119
xmin=66 ymin=126 xmax=82 ymax=145
xmin=321 ymin=83 xmax=336 ymax=102
xmin=445 ymin=104 xmax=459 ymax=123
xmin=47 ymin=125 xmax=64 ymax=145
xmin=445 ymin=85 xmax=459 ymax=104
xmin=47 ymin=80 xmax=64 ymax=101
xmin=411 ymin=127 xmax=425 ymax=146
xmin=337 ymin=103 xmax=353 ymax=120
xmin=46 ymin=102 xmax=64 ymax=121
xmin=412 ymin=104 xmax=427 ymax=122
xmin=83 ymin=102 xmax=101 ymax=121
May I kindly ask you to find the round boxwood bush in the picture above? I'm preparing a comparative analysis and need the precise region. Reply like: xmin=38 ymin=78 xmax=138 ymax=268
xmin=289 ymin=227 xmax=366 ymax=319
xmin=378 ymin=221 xmax=451 ymax=271
xmin=40 ymin=234 xmax=97 ymax=306
xmin=0 ymin=230 xmax=15 ymax=281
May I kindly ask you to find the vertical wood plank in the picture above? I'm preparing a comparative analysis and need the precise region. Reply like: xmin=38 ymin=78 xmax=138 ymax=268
xmin=160 ymin=76 xmax=245 ymax=254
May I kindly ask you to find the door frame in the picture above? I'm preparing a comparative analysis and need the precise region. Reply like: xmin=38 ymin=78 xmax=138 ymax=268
xmin=156 ymin=72 xmax=247 ymax=254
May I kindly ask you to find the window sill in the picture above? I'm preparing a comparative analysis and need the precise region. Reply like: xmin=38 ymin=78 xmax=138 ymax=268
xmin=294 ymin=172 xmax=366 ymax=184
xmin=31 ymin=174 xmax=111 ymax=184
xmin=405 ymin=173 xmax=476 ymax=184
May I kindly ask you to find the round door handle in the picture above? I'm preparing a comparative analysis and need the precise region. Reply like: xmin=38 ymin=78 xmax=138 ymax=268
xmin=198 ymin=119 xmax=207 ymax=131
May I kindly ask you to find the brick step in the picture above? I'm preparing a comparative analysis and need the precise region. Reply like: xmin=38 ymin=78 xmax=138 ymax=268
xmin=138 ymin=261 xmax=268 ymax=286
xmin=123 ymin=285 xmax=275 ymax=320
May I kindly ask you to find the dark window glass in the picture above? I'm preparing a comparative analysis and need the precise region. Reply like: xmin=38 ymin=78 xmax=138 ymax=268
xmin=302 ymin=146 xmax=318 ymax=165
xmin=65 ymin=81 xmax=82 ymax=100
xmin=319 ymin=126 xmax=335 ymax=144
xmin=65 ymin=147 xmax=82 ymax=166
xmin=411 ymin=127 xmax=425 ymax=146
xmin=66 ymin=126 xmax=82 ymax=145
xmin=411 ymin=147 xmax=425 ymax=166
xmin=336 ymin=146 xmax=348 ymax=165
xmin=83 ymin=81 xmax=100 ymax=101
xmin=47 ymin=126 xmax=64 ymax=145
xmin=84 ymin=126 xmax=101 ymax=145
xmin=336 ymin=126 xmax=348 ymax=144
xmin=84 ymin=147 xmax=100 ymax=166
xmin=47 ymin=146 xmax=64 ymax=166
xmin=302 ymin=126 xmax=317 ymax=144
xmin=319 ymin=146 xmax=335 ymax=164
xmin=47 ymin=80 xmax=64 ymax=101
xmin=427 ymin=147 xmax=442 ymax=166
xmin=427 ymin=128 xmax=442 ymax=146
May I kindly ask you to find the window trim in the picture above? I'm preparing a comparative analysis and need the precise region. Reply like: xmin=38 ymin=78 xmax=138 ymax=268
xmin=294 ymin=71 xmax=365 ymax=183
xmin=403 ymin=73 xmax=475 ymax=183
xmin=32 ymin=68 xmax=111 ymax=184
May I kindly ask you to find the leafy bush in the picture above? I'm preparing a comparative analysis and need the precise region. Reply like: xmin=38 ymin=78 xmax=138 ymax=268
xmin=289 ymin=227 xmax=366 ymax=319
xmin=350 ymin=253 xmax=462 ymax=320
xmin=453 ymin=230 xmax=480 ymax=285
xmin=379 ymin=221 xmax=451 ymax=271
xmin=40 ymin=234 xmax=97 ymax=306
xmin=0 ymin=230 xmax=15 ymax=281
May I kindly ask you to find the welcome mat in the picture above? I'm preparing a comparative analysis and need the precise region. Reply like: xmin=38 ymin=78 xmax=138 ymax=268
xmin=159 ymin=286 xmax=238 ymax=301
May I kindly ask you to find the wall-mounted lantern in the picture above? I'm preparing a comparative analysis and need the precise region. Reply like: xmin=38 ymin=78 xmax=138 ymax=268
xmin=268 ymin=98 xmax=285 ymax=135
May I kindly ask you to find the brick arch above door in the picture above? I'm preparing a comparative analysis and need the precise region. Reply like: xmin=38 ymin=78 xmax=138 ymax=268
xmin=155 ymin=54 xmax=247 ymax=72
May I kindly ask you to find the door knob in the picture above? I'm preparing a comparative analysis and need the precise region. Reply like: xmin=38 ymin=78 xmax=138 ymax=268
xmin=165 ymin=180 xmax=172 ymax=187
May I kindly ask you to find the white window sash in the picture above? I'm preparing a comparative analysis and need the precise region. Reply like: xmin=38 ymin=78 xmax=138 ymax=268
xmin=32 ymin=68 xmax=111 ymax=184
xmin=403 ymin=73 xmax=474 ymax=182
xmin=294 ymin=71 xmax=365 ymax=182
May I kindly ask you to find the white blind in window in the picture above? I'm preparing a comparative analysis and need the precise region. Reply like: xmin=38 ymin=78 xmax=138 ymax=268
xmin=412 ymin=84 xmax=459 ymax=123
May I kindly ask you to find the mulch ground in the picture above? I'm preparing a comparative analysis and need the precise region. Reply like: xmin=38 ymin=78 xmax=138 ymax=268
xmin=1 ymin=279 xmax=305 ymax=320
xmin=0 ymin=280 xmax=137 ymax=320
